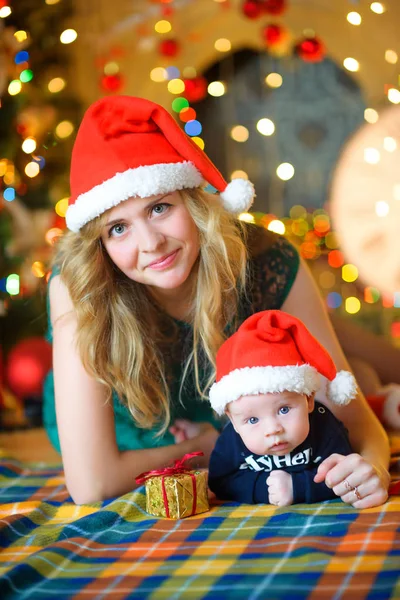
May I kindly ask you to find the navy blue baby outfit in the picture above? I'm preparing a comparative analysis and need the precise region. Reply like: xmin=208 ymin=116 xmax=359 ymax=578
xmin=208 ymin=402 xmax=352 ymax=504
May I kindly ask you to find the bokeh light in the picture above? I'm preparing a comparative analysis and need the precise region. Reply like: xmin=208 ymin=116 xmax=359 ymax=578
xmin=267 ymin=220 xmax=285 ymax=235
xmin=343 ymin=57 xmax=359 ymax=72
xmin=155 ymin=20 xmax=172 ymax=34
xmin=276 ymin=163 xmax=294 ymax=181
xmin=345 ymin=297 xmax=361 ymax=314
xmin=265 ymin=73 xmax=283 ymax=88
xmin=55 ymin=120 xmax=74 ymax=139
xmin=231 ymin=125 xmax=249 ymax=142
xmin=22 ymin=137 xmax=36 ymax=153
xmin=6 ymin=274 xmax=20 ymax=296
xmin=172 ymin=97 xmax=189 ymax=112
xmin=385 ymin=49 xmax=398 ymax=64
xmin=327 ymin=292 xmax=342 ymax=309
xmin=319 ymin=271 xmax=336 ymax=289
xmin=342 ymin=264 xmax=359 ymax=282
xmin=388 ymin=88 xmax=400 ymax=104
xmin=48 ymin=77 xmax=66 ymax=93
xmin=364 ymin=287 xmax=380 ymax=303
xmin=55 ymin=197 xmax=69 ymax=217
xmin=231 ymin=170 xmax=248 ymax=180
xmin=192 ymin=137 xmax=205 ymax=150
xmin=383 ymin=137 xmax=397 ymax=152
xmin=20 ymin=69 xmax=33 ymax=83
xmin=364 ymin=148 xmax=380 ymax=164
xmin=347 ymin=12 xmax=362 ymax=25
xmin=25 ymin=162 xmax=40 ymax=178
xmin=208 ymin=81 xmax=226 ymax=97
xmin=328 ymin=250 xmax=344 ymax=268
xmin=31 ymin=261 xmax=46 ymax=278
xmin=375 ymin=200 xmax=389 ymax=217
xmin=214 ymin=38 xmax=231 ymax=52
xmin=364 ymin=108 xmax=379 ymax=123
xmin=8 ymin=80 xmax=22 ymax=95
xmin=150 ymin=67 xmax=167 ymax=82
xmin=238 ymin=213 xmax=255 ymax=223
xmin=184 ymin=120 xmax=202 ymax=136
xmin=370 ymin=2 xmax=385 ymax=14
xmin=256 ymin=118 xmax=275 ymax=136
xmin=167 ymin=78 xmax=185 ymax=94
xmin=0 ymin=6 xmax=12 ymax=18
xmin=60 ymin=29 xmax=77 ymax=44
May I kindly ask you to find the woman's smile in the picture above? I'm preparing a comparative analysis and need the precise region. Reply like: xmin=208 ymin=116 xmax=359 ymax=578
xmin=146 ymin=249 xmax=180 ymax=270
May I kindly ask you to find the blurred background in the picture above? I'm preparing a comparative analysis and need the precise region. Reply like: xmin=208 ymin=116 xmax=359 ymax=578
xmin=1 ymin=0 xmax=399 ymax=430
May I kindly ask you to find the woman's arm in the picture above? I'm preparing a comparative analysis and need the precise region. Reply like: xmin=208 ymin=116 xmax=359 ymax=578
xmin=50 ymin=276 xmax=218 ymax=504
xmin=281 ymin=259 xmax=390 ymax=504
xmin=330 ymin=312 xmax=400 ymax=386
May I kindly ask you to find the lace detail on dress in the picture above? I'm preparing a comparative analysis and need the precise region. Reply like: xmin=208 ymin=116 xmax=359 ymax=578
xmin=246 ymin=235 xmax=300 ymax=316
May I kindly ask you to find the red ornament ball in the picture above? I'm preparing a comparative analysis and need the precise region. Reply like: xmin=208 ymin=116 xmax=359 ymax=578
xmin=262 ymin=0 xmax=286 ymax=15
xmin=6 ymin=337 xmax=52 ymax=400
xmin=262 ymin=24 xmax=284 ymax=46
xmin=100 ymin=74 xmax=124 ymax=93
xmin=296 ymin=37 xmax=326 ymax=63
xmin=183 ymin=76 xmax=208 ymax=103
xmin=159 ymin=39 xmax=180 ymax=57
xmin=242 ymin=0 xmax=263 ymax=19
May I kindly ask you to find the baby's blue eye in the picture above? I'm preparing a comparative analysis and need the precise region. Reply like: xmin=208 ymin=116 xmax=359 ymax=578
xmin=248 ymin=417 xmax=259 ymax=425
xmin=279 ymin=406 xmax=290 ymax=415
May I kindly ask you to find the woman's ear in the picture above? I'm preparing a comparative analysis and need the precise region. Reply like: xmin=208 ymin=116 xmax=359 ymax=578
xmin=306 ymin=393 xmax=315 ymax=413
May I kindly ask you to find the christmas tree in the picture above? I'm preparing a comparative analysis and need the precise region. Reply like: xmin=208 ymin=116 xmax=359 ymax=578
xmin=0 ymin=0 xmax=81 ymax=427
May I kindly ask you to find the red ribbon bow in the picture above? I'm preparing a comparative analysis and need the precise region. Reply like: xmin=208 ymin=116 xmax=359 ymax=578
xmin=135 ymin=451 xmax=204 ymax=518
xmin=135 ymin=451 xmax=204 ymax=484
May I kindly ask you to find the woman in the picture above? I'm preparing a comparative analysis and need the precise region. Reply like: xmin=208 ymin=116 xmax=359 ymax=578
xmin=44 ymin=95 xmax=389 ymax=506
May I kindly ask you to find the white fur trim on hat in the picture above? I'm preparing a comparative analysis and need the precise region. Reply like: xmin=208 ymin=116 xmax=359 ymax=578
xmin=220 ymin=179 xmax=255 ymax=213
xmin=66 ymin=161 xmax=203 ymax=232
xmin=209 ymin=364 xmax=320 ymax=416
xmin=327 ymin=370 xmax=357 ymax=406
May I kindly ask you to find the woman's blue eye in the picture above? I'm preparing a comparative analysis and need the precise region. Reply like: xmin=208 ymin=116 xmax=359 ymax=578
xmin=109 ymin=223 xmax=126 ymax=237
xmin=152 ymin=202 xmax=171 ymax=215
xmin=279 ymin=406 xmax=290 ymax=415
xmin=248 ymin=417 xmax=259 ymax=425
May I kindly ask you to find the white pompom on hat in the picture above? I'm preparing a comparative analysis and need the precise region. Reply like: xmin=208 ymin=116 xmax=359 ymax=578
xmin=209 ymin=310 xmax=358 ymax=415
xmin=66 ymin=95 xmax=255 ymax=232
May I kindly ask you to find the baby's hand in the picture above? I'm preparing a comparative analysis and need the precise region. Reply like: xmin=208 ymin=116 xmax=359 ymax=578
xmin=267 ymin=471 xmax=294 ymax=506
xmin=314 ymin=453 xmax=389 ymax=508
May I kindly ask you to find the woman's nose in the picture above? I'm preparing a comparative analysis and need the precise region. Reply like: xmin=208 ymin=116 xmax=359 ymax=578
xmin=137 ymin=226 xmax=165 ymax=252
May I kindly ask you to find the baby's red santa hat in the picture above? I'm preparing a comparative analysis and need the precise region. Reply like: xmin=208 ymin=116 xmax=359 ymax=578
xmin=209 ymin=310 xmax=357 ymax=416
xmin=66 ymin=95 xmax=255 ymax=232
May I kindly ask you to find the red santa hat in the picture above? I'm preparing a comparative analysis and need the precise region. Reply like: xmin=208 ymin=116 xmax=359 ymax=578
xmin=66 ymin=95 xmax=255 ymax=232
xmin=209 ymin=310 xmax=357 ymax=415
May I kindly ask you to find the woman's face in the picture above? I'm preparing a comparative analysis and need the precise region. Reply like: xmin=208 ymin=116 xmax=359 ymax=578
xmin=100 ymin=191 xmax=200 ymax=298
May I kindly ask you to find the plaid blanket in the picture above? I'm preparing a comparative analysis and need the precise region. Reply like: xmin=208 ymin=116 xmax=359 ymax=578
xmin=0 ymin=437 xmax=399 ymax=599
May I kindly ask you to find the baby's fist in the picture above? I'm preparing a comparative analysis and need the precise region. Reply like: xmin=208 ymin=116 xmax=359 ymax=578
xmin=267 ymin=471 xmax=293 ymax=506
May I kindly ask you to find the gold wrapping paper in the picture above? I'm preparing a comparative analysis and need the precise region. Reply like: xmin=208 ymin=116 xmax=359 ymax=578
xmin=145 ymin=470 xmax=209 ymax=519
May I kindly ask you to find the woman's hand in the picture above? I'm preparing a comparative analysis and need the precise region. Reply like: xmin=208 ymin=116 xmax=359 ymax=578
xmin=314 ymin=453 xmax=390 ymax=508
xmin=169 ymin=419 xmax=220 ymax=467
xmin=169 ymin=419 xmax=204 ymax=443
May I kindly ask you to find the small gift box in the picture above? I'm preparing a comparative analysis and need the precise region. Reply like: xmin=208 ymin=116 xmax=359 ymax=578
xmin=135 ymin=452 xmax=209 ymax=519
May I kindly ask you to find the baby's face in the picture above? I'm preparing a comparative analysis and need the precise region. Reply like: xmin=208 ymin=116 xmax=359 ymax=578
xmin=226 ymin=391 xmax=314 ymax=456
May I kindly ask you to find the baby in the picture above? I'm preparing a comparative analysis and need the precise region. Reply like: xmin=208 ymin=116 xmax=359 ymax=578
xmin=208 ymin=310 xmax=358 ymax=506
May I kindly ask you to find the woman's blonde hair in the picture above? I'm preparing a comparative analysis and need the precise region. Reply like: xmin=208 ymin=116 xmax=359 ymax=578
xmin=54 ymin=188 xmax=248 ymax=434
